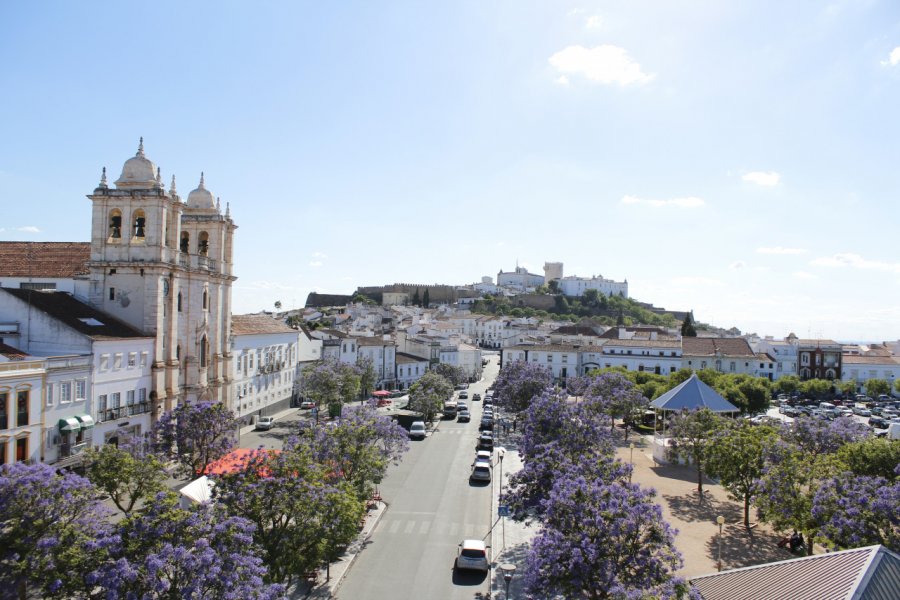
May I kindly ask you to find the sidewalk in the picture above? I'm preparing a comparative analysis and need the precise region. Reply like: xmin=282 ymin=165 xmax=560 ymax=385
xmin=238 ymin=405 xmax=304 ymax=437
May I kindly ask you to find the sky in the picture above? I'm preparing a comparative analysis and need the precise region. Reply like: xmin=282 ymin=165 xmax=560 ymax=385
xmin=2 ymin=1 xmax=899 ymax=341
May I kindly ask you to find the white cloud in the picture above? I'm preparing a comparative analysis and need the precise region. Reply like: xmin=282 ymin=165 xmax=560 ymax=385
xmin=555 ymin=75 xmax=570 ymax=86
xmin=793 ymin=271 xmax=817 ymax=279
xmin=585 ymin=15 xmax=602 ymax=29
xmin=756 ymin=246 xmax=808 ymax=255
xmin=549 ymin=45 xmax=654 ymax=86
xmin=729 ymin=261 xmax=745 ymax=270
xmin=620 ymin=194 xmax=704 ymax=209
xmin=881 ymin=46 xmax=900 ymax=66
xmin=742 ymin=171 xmax=781 ymax=186
xmin=17 ymin=226 xmax=40 ymax=233
xmin=309 ymin=260 xmax=323 ymax=268
xmin=810 ymin=253 xmax=900 ymax=273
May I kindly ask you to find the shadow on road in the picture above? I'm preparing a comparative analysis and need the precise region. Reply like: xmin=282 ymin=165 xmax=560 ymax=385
xmin=662 ymin=491 xmax=742 ymax=524
xmin=451 ymin=567 xmax=488 ymax=586
xmin=705 ymin=523 xmax=787 ymax=571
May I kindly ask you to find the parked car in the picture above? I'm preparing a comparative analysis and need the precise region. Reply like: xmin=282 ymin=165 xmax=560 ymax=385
xmin=477 ymin=432 xmax=494 ymax=450
xmin=869 ymin=416 xmax=888 ymax=429
xmin=853 ymin=407 xmax=872 ymax=417
xmin=408 ymin=421 xmax=427 ymax=440
xmin=456 ymin=539 xmax=489 ymax=572
xmin=255 ymin=416 xmax=275 ymax=431
xmin=457 ymin=409 xmax=471 ymax=423
xmin=459 ymin=391 xmax=469 ymax=400
xmin=390 ymin=389 xmax=404 ymax=398
xmin=475 ymin=450 xmax=492 ymax=464
xmin=299 ymin=400 xmax=316 ymax=409
xmin=470 ymin=461 xmax=492 ymax=483
xmin=479 ymin=417 xmax=494 ymax=431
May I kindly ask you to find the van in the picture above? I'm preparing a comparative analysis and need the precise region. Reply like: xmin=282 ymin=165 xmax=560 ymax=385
xmin=819 ymin=402 xmax=836 ymax=411
xmin=443 ymin=399 xmax=458 ymax=418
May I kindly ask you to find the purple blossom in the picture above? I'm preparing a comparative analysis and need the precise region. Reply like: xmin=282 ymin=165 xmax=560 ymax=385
xmin=782 ymin=415 xmax=870 ymax=457
xmin=493 ymin=360 xmax=554 ymax=413
xmin=150 ymin=401 xmax=238 ymax=477
xmin=812 ymin=473 xmax=900 ymax=552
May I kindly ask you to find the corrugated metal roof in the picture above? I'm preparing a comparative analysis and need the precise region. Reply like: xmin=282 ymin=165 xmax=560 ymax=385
xmin=691 ymin=545 xmax=900 ymax=600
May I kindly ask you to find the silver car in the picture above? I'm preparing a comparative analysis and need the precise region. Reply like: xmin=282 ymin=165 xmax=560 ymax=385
xmin=456 ymin=539 xmax=489 ymax=572
xmin=470 ymin=460 xmax=491 ymax=483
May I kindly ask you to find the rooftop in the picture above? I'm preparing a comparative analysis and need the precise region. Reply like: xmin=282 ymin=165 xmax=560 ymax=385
xmin=0 ymin=242 xmax=90 ymax=278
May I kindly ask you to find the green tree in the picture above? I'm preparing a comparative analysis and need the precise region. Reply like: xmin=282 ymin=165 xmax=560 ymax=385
xmin=836 ymin=438 xmax=900 ymax=479
xmin=274 ymin=300 xmax=282 ymax=311
xmin=302 ymin=358 xmax=363 ymax=413
xmin=681 ymin=312 xmax=697 ymax=337
xmin=407 ymin=371 xmax=453 ymax=422
xmin=582 ymin=288 xmax=601 ymax=308
xmin=667 ymin=408 xmax=725 ymax=496
xmin=706 ymin=421 xmax=780 ymax=527
xmin=865 ymin=378 xmax=891 ymax=398
xmin=83 ymin=443 xmax=166 ymax=516
xmin=799 ymin=378 xmax=830 ymax=398
xmin=554 ymin=295 xmax=570 ymax=313
xmin=547 ymin=279 xmax=560 ymax=294
xmin=358 ymin=357 xmax=376 ymax=400
xmin=776 ymin=375 xmax=800 ymax=395
xmin=838 ymin=379 xmax=857 ymax=396
xmin=411 ymin=288 xmax=421 ymax=306
xmin=431 ymin=363 xmax=467 ymax=387
xmin=422 ymin=288 xmax=430 ymax=307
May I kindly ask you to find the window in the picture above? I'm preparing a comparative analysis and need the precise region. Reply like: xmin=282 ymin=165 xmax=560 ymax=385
xmin=177 ymin=292 xmax=182 ymax=312
xmin=108 ymin=209 xmax=122 ymax=239
xmin=140 ymin=352 xmax=148 ymax=368
xmin=17 ymin=390 xmax=29 ymax=426
xmin=15 ymin=437 xmax=27 ymax=462
xmin=200 ymin=335 xmax=208 ymax=367
xmin=60 ymin=382 xmax=72 ymax=403
xmin=730 ymin=362 xmax=736 ymax=372
xmin=0 ymin=440 xmax=5 ymax=465
xmin=114 ymin=354 xmax=123 ymax=369
xmin=0 ymin=392 xmax=8 ymax=429
xmin=126 ymin=390 xmax=135 ymax=407
xmin=180 ymin=231 xmax=190 ymax=253
xmin=701 ymin=361 xmax=707 ymax=369
xmin=132 ymin=209 xmax=146 ymax=239
xmin=128 ymin=353 xmax=136 ymax=367
xmin=110 ymin=392 xmax=121 ymax=409
xmin=198 ymin=231 xmax=209 ymax=256
xmin=202 ymin=290 xmax=208 ymax=310
xmin=75 ymin=380 xmax=86 ymax=401
xmin=109 ymin=287 xmax=116 ymax=301
xmin=97 ymin=394 xmax=107 ymax=413
xmin=46 ymin=385 xmax=53 ymax=406
xmin=138 ymin=388 xmax=147 ymax=404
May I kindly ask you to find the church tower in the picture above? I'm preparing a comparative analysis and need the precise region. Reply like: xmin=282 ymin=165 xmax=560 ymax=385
xmin=86 ymin=140 xmax=237 ymax=417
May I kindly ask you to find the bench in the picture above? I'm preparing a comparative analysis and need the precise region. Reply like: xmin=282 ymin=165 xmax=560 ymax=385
xmin=302 ymin=571 xmax=318 ymax=584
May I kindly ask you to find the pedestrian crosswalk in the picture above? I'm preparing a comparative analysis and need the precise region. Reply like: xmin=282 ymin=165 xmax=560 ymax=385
xmin=381 ymin=517 xmax=482 ymax=537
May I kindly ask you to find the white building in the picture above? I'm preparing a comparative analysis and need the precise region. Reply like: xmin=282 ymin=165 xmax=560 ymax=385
xmin=231 ymin=313 xmax=299 ymax=425
xmin=496 ymin=267 xmax=544 ymax=292
xmin=747 ymin=334 xmax=798 ymax=381
xmin=439 ymin=343 xmax=483 ymax=381
xmin=842 ymin=355 xmax=900 ymax=394
xmin=395 ymin=352 xmax=429 ymax=390
xmin=0 ymin=288 xmax=155 ymax=452
xmin=558 ymin=274 xmax=628 ymax=298
xmin=43 ymin=354 xmax=94 ymax=467
xmin=598 ymin=339 xmax=682 ymax=375
xmin=0 ymin=344 xmax=44 ymax=465
xmin=682 ymin=338 xmax=758 ymax=375
xmin=86 ymin=140 xmax=237 ymax=415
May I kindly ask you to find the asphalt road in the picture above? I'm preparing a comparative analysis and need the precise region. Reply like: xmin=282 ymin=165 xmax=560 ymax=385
xmin=337 ymin=355 xmax=501 ymax=600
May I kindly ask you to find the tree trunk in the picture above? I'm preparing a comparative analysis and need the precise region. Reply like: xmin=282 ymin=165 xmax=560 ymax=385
xmin=697 ymin=459 xmax=704 ymax=496
xmin=743 ymin=495 xmax=751 ymax=528
xmin=807 ymin=532 xmax=815 ymax=556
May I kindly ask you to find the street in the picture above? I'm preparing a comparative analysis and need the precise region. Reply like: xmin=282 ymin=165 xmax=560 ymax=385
xmin=337 ymin=355 xmax=501 ymax=600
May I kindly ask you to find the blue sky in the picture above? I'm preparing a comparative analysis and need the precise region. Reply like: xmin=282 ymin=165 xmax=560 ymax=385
xmin=2 ymin=1 xmax=899 ymax=341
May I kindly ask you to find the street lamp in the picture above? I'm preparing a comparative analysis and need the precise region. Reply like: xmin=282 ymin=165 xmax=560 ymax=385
xmin=497 ymin=447 xmax=506 ymax=548
xmin=716 ymin=515 xmax=725 ymax=572
xmin=499 ymin=563 xmax=517 ymax=599
xmin=628 ymin=442 xmax=635 ymax=484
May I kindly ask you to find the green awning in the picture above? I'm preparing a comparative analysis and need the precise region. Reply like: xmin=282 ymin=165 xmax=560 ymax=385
xmin=75 ymin=414 xmax=95 ymax=429
xmin=59 ymin=417 xmax=82 ymax=432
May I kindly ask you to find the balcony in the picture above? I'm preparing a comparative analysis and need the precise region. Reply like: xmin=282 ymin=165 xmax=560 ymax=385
xmin=98 ymin=402 xmax=151 ymax=423
xmin=60 ymin=442 xmax=88 ymax=458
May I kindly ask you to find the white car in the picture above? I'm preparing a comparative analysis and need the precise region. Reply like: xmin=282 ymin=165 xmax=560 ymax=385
xmin=475 ymin=450 xmax=492 ymax=463
xmin=456 ymin=539 xmax=489 ymax=572
xmin=255 ymin=416 xmax=275 ymax=431
xmin=470 ymin=460 xmax=492 ymax=483
xmin=408 ymin=421 xmax=427 ymax=440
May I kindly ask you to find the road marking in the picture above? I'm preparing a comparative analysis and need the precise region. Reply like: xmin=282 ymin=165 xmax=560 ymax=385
xmin=404 ymin=520 xmax=417 ymax=534
xmin=388 ymin=520 xmax=401 ymax=534
xmin=419 ymin=521 xmax=431 ymax=535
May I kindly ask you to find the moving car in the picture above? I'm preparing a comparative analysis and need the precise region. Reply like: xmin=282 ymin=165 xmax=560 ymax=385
xmin=472 ymin=393 xmax=482 ymax=402
xmin=456 ymin=539 xmax=489 ymax=572
xmin=255 ymin=416 xmax=275 ymax=431
xmin=470 ymin=460 xmax=492 ymax=483
xmin=408 ymin=421 xmax=427 ymax=440
xmin=457 ymin=408 xmax=471 ymax=422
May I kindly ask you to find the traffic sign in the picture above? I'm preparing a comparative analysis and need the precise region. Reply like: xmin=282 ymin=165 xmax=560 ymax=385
xmin=498 ymin=505 xmax=510 ymax=517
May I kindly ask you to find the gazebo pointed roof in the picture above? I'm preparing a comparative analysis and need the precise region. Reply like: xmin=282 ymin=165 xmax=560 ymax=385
xmin=650 ymin=374 xmax=739 ymax=413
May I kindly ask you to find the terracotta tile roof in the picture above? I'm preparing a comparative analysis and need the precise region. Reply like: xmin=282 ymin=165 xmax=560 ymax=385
xmin=843 ymin=354 xmax=900 ymax=365
xmin=0 ymin=342 xmax=29 ymax=360
xmin=0 ymin=289 xmax=149 ymax=339
xmin=691 ymin=544 xmax=900 ymax=600
xmin=682 ymin=337 xmax=756 ymax=358
xmin=231 ymin=313 xmax=296 ymax=336
xmin=0 ymin=242 xmax=90 ymax=278
xmin=396 ymin=352 xmax=428 ymax=364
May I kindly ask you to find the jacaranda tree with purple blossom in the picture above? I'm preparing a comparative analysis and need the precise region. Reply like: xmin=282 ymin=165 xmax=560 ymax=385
xmin=89 ymin=491 xmax=283 ymax=599
xmin=0 ymin=462 xmax=113 ymax=599
xmin=212 ymin=444 xmax=364 ymax=586
xmin=524 ymin=474 xmax=689 ymax=599
xmin=783 ymin=415 xmax=870 ymax=457
xmin=667 ymin=408 xmax=726 ymax=497
xmin=492 ymin=360 xmax=554 ymax=413
xmin=812 ymin=473 xmax=900 ymax=552
xmin=580 ymin=370 xmax=648 ymax=439
xmin=296 ymin=401 xmax=409 ymax=498
xmin=150 ymin=401 xmax=238 ymax=478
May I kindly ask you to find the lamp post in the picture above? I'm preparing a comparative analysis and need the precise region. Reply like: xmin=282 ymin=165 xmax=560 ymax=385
xmin=497 ymin=447 xmax=506 ymax=548
xmin=500 ymin=563 xmax=516 ymax=599
xmin=629 ymin=442 xmax=635 ymax=484
xmin=716 ymin=515 xmax=725 ymax=572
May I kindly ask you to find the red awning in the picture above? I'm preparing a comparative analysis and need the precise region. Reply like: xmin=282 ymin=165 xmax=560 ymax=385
xmin=203 ymin=448 xmax=281 ymax=476
xmin=373 ymin=390 xmax=391 ymax=397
